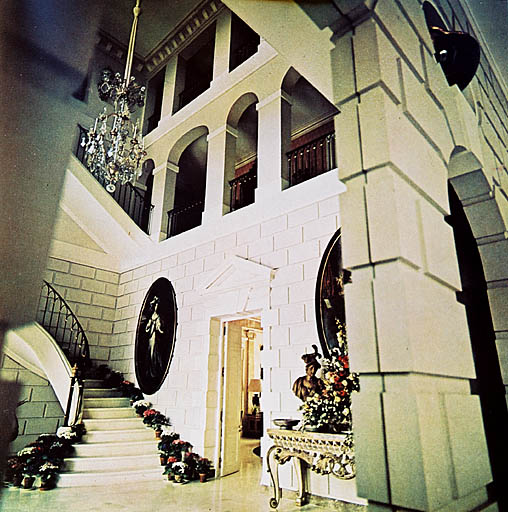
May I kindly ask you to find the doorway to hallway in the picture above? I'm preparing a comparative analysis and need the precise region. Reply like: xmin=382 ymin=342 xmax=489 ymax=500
xmin=215 ymin=317 xmax=263 ymax=478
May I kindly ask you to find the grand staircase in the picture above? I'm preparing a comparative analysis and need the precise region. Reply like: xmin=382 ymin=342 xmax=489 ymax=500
xmin=58 ymin=379 xmax=161 ymax=487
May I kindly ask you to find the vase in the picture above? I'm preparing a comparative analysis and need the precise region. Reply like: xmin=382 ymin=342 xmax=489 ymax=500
xmin=167 ymin=473 xmax=174 ymax=481
xmin=199 ymin=473 xmax=207 ymax=483
xmin=160 ymin=455 xmax=167 ymax=466
xmin=174 ymin=474 xmax=183 ymax=483
xmin=155 ymin=429 xmax=162 ymax=440
xmin=22 ymin=476 xmax=35 ymax=489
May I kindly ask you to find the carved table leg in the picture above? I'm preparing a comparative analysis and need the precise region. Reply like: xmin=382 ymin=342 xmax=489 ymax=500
xmin=292 ymin=456 xmax=307 ymax=506
xmin=267 ymin=446 xmax=282 ymax=509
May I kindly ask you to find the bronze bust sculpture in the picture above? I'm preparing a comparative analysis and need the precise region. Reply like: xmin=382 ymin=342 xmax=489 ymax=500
xmin=292 ymin=345 xmax=324 ymax=401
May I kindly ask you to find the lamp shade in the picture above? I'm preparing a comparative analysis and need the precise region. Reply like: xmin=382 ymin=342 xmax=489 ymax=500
xmin=248 ymin=378 xmax=261 ymax=393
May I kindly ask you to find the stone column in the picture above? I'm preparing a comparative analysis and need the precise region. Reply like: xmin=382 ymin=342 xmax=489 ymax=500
xmin=212 ymin=10 xmax=232 ymax=82
xmin=202 ymin=124 xmax=237 ymax=225
xmin=255 ymin=90 xmax=292 ymax=203
xmin=332 ymin=14 xmax=492 ymax=512
xmin=160 ymin=58 xmax=178 ymax=119
xmin=150 ymin=161 xmax=178 ymax=242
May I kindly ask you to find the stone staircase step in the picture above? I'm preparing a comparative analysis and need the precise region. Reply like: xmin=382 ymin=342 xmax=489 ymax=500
xmin=64 ymin=453 xmax=161 ymax=472
xmin=72 ymin=440 xmax=158 ymax=458
xmin=83 ymin=407 xmax=137 ymax=419
xmin=84 ymin=418 xmax=146 ymax=431
xmin=82 ymin=428 xmax=156 ymax=444
xmin=84 ymin=397 xmax=131 ymax=408
xmin=83 ymin=379 xmax=107 ymax=388
xmin=57 ymin=467 xmax=163 ymax=487
xmin=83 ymin=388 xmax=124 ymax=398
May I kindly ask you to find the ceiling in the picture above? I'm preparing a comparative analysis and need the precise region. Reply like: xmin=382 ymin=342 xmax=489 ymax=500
xmin=99 ymin=0 xmax=202 ymax=58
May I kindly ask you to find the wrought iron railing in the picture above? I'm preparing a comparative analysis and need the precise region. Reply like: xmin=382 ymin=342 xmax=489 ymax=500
xmin=287 ymin=132 xmax=336 ymax=187
xmin=76 ymin=125 xmax=154 ymax=234
xmin=229 ymin=166 xmax=257 ymax=211
xmin=37 ymin=281 xmax=91 ymax=369
xmin=167 ymin=199 xmax=205 ymax=238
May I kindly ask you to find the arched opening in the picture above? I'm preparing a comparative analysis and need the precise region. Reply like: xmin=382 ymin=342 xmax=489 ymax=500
xmin=225 ymin=93 xmax=259 ymax=213
xmin=447 ymin=183 xmax=508 ymax=506
xmin=165 ymin=127 xmax=209 ymax=238
xmin=281 ymin=69 xmax=338 ymax=189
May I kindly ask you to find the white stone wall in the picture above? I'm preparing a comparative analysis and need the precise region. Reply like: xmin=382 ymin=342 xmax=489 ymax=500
xmin=1 ymin=353 xmax=63 ymax=454
xmin=44 ymin=257 xmax=120 ymax=365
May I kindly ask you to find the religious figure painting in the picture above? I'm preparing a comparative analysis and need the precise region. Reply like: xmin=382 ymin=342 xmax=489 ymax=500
xmin=315 ymin=229 xmax=349 ymax=358
xmin=135 ymin=278 xmax=177 ymax=395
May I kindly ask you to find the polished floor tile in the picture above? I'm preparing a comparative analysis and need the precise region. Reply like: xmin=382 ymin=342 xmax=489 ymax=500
xmin=0 ymin=439 xmax=364 ymax=512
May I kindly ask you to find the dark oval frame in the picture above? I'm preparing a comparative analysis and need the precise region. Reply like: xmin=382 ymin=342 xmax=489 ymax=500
xmin=134 ymin=277 xmax=178 ymax=395
xmin=314 ymin=228 xmax=345 ymax=358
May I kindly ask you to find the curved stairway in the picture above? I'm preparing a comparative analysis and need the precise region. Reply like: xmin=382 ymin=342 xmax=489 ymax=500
xmin=58 ymin=379 xmax=162 ymax=487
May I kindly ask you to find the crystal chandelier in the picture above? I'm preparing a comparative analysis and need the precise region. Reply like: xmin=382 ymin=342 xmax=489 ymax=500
xmin=81 ymin=0 xmax=146 ymax=193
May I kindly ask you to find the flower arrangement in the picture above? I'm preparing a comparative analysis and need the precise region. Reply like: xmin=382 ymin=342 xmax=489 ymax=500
xmin=157 ymin=432 xmax=180 ymax=456
xmin=195 ymin=457 xmax=212 ymax=476
xmin=38 ymin=461 xmax=60 ymax=488
xmin=133 ymin=400 xmax=151 ymax=416
xmin=299 ymin=322 xmax=359 ymax=433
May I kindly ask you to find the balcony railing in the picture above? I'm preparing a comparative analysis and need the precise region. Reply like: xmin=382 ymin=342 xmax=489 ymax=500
xmin=229 ymin=166 xmax=257 ymax=212
xmin=76 ymin=125 xmax=154 ymax=234
xmin=287 ymin=132 xmax=336 ymax=187
xmin=167 ymin=199 xmax=205 ymax=238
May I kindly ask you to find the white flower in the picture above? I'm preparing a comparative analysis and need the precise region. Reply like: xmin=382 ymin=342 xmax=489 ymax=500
xmin=133 ymin=400 xmax=151 ymax=408
xmin=57 ymin=426 xmax=77 ymax=439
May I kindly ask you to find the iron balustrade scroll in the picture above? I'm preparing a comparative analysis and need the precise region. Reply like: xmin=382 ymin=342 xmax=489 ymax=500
xmin=167 ymin=199 xmax=205 ymax=238
xmin=287 ymin=131 xmax=336 ymax=187
xmin=76 ymin=125 xmax=154 ymax=234
xmin=266 ymin=428 xmax=355 ymax=509
xmin=229 ymin=166 xmax=257 ymax=211
xmin=38 ymin=281 xmax=91 ymax=369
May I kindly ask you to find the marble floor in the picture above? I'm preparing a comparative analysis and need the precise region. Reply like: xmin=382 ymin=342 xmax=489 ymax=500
xmin=0 ymin=439 xmax=364 ymax=512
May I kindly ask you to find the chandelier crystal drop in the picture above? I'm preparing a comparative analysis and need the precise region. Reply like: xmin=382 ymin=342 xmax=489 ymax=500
xmin=81 ymin=0 xmax=146 ymax=193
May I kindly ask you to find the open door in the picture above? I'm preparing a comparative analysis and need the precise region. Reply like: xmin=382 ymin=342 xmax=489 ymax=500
xmin=219 ymin=321 xmax=243 ymax=476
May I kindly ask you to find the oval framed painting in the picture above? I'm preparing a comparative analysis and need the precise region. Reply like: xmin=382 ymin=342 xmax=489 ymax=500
xmin=135 ymin=278 xmax=178 ymax=395
xmin=315 ymin=228 xmax=346 ymax=358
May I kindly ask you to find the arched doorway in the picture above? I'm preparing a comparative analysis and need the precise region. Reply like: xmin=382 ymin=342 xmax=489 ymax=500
xmin=447 ymin=183 xmax=508 ymax=507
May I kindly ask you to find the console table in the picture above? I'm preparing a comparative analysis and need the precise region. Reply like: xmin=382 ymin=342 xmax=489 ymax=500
xmin=266 ymin=428 xmax=355 ymax=508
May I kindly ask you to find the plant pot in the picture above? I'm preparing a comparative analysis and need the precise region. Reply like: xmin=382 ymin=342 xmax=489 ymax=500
xmin=22 ymin=476 xmax=35 ymax=489
xmin=12 ymin=474 xmax=23 ymax=487
xmin=40 ymin=477 xmax=56 ymax=491
xmin=160 ymin=455 xmax=167 ymax=466
xmin=199 ymin=473 xmax=207 ymax=483
xmin=155 ymin=429 xmax=162 ymax=440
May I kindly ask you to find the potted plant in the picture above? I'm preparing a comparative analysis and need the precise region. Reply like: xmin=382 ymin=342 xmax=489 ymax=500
xmin=4 ymin=456 xmax=23 ymax=487
xmin=17 ymin=444 xmax=43 ymax=489
xmin=171 ymin=439 xmax=193 ymax=460
xmin=195 ymin=457 xmax=213 ymax=483
xmin=133 ymin=400 xmax=151 ymax=417
xmin=143 ymin=409 xmax=170 ymax=438
xmin=38 ymin=461 xmax=60 ymax=490
xmin=157 ymin=432 xmax=180 ymax=465
xmin=163 ymin=456 xmax=178 ymax=480
xmin=171 ymin=461 xmax=189 ymax=483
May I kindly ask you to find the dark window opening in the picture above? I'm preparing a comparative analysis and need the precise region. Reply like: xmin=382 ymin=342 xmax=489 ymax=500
xmin=173 ymin=25 xmax=215 ymax=113
xmin=144 ymin=67 xmax=165 ymax=135
xmin=229 ymin=14 xmax=260 ymax=72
